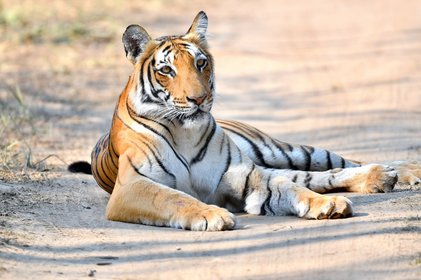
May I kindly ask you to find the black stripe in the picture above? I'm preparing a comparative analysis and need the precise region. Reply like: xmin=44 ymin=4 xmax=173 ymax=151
xmin=305 ymin=145 xmax=315 ymax=154
xmin=242 ymin=165 xmax=255 ymax=201
xmin=149 ymin=117 xmax=176 ymax=144
xmin=304 ymin=172 xmax=312 ymax=188
xmin=157 ymin=40 xmax=166 ymax=49
xmin=223 ymin=121 xmax=272 ymax=152
xmin=292 ymin=174 xmax=298 ymax=183
xmin=260 ymin=201 xmax=267 ymax=215
xmin=141 ymin=93 xmax=155 ymax=103
xmin=97 ymin=156 xmax=115 ymax=187
xmin=326 ymin=150 xmax=333 ymax=170
xmin=147 ymin=64 xmax=158 ymax=97
xmin=137 ymin=115 xmax=176 ymax=145
xmin=328 ymin=176 xmax=334 ymax=187
xmin=222 ymin=126 xmax=272 ymax=168
xmin=127 ymin=139 xmax=153 ymax=167
xmin=340 ymin=157 xmax=346 ymax=168
xmin=108 ymin=140 xmax=119 ymax=169
xmin=103 ymin=153 xmax=115 ymax=175
xmin=162 ymin=45 xmax=172 ymax=56
xmin=266 ymin=188 xmax=275 ymax=216
xmin=101 ymin=154 xmax=115 ymax=185
xmin=219 ymin=135 xmax=226 ymax=154
xmin=139 ymin=57 xmax=160 ymax=103
xmin=301 ymin=146 xmax=311 ymax=171
xmin=127 ymin=156 xmax=152 ymax=180
xmin=139 ymin=58 xmax=147 ymax=94
xmin=93 ymin=141 xmax=101 ymax=157
xmin=227 ymin=121 xmax=261 ymax=138
xmin=191 ymin=119 xmax=217 ymax=164
xmin=154 ymin=73 xmax=166 ymax=89
xmin=109 ymin=146 xmax=118 ymax=170
xmin=141 ymin=140 xmax=176 ymax=183
xmin=272 ymin=140 xmax=297 ymax=169
xmin=216 ymin=141 xmax=231 ymax=188
xmin=117 ymin=113 xmax=190 ymax=172
xmin=140 ymin=120 xmax=189 ymax=170
xmin=97 ymin=150 xmax=114 ymax=186
xmin=92 ymin=162 xmax=109 ymax=190
xmin=179 ymin=43 xmax=192 ymax=49
xmin=95 ymin=175 xmax=113 ymax=192
xmin=260 ymin=174 xmax=275 ymax=215
xmin=238 ymin=147 xmax=243 ymax=163
xmin=194 ymin=117 xmax=211 ymax=147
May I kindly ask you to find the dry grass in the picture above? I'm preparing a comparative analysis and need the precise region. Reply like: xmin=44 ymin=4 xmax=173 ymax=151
xmin=412 ymin=253 xmax=421 ymax=266
xmin=0 ymin=0 xmax=125 ymax=181
xmin=0 ymin=85 xmax=34 ymax=166
xmin=0 ymin=84 xmax=47 ymax=182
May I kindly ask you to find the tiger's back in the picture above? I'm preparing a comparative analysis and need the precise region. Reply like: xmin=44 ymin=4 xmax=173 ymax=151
xmin=91 ymin=133 xmax=117 ymax=193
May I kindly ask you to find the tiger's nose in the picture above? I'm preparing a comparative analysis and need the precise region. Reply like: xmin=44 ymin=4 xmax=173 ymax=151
xmin=186 ymin=95 xmax=207 ymax=105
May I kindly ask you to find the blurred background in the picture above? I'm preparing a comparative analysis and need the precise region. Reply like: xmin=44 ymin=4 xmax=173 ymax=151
xmin=1 ymin=0 xmax=421 ymax=180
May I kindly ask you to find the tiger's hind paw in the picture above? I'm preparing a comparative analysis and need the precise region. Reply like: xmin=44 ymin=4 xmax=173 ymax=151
xmin=386 ymin=160 xmax=421 ymax=186
xmin=346 ymin=164 xmax=398 ymax=193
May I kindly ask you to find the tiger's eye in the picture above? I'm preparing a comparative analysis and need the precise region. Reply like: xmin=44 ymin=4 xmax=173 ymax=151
xmin=160 ymin=66 xmax=172 ymax=74
xmin=196 ymin=58 xmax=207 ymax=68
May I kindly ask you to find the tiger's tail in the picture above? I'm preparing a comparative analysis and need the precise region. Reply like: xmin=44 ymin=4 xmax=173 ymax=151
xmin=68 ymin=161 xmax=92 ymax=175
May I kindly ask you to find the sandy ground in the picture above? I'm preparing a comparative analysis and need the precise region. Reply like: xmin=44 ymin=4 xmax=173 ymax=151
xmin=1 ymin=0 xmax=421 ymax=279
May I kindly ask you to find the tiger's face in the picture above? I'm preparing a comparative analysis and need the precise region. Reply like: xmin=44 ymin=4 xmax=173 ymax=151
xmin=145 ymin=38 xmax=214 ymax=120
xmin=123 ymin=12 xmax=215 ymax=124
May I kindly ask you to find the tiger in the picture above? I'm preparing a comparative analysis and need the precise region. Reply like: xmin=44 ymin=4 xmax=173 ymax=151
xmin=69 ymin=11 xmax=421 ymax=231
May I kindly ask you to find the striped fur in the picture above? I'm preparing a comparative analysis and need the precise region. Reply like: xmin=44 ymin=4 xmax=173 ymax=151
xmin=71 ymin=12 xmax=421 ymax=231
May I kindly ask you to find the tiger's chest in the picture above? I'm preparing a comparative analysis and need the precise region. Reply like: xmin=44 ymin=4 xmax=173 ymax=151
xmin=174 ymin=122 xmax=227 ymax=198
xmin=132 ymin=121 xmax=227 ymax=201
xmin=133 ymin=147 xmax=225 ymax=200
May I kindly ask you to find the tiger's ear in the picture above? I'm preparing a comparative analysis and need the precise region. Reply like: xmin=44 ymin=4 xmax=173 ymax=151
xmin=122 ymin=25 xmax=152 ymax=64
xmin=186 ymin=11 xmax=208 ymax=44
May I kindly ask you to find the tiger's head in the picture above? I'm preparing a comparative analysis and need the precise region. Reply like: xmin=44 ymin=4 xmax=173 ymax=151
xmin=123 ymin=11 xmax=215 ymax=125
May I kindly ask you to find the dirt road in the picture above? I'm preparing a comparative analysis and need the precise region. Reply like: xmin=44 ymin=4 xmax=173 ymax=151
xmin=1 ymin=1 xmax=420 ymax=279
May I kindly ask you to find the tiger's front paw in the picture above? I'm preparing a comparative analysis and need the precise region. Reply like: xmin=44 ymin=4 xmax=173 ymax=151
xmin=386 ymin=160 xmax=421 ymax=186
xmin=297 ymin=195 xmax=353 ymax=220
xmin=171 ymin=204 xmax=236 ymax=231
xmin=348 ymin=164 xmax=398 ymax=193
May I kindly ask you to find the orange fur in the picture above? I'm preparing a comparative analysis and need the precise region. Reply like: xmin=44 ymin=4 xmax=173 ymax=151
xmin=343 ymin=165 xmax=397 ymax=193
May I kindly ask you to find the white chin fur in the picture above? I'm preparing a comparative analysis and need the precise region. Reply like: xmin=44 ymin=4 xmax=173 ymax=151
xmin=180 ymin=114 xmax=209 ymax=128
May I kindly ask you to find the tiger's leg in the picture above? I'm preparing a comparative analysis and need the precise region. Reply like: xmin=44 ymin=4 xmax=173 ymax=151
xmin=383 ymin=160 xmax=421 ymax=186
xmin=273 ymin=164 xmax=397 ymax=194
xmin=218 ymin=119 xmax=360 ymax=171
xmin=219 ymin=164 xmax=353 ymax=219
xmin=219 ymin=120 xmax=420 ymax=186
xmin=106 ymin=152 xmax=236 ymax=231
xmin=252 ymin=179 xmax=354 ymax=220
xmin=217 ymin=138 xmax=399 ymax=218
